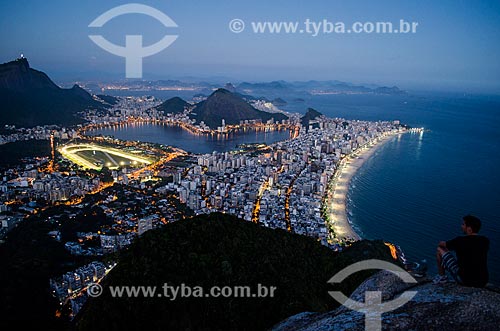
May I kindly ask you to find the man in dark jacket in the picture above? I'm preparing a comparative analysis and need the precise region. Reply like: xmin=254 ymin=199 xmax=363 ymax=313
xmin=434 ymin=215 xmax=489 ymax=287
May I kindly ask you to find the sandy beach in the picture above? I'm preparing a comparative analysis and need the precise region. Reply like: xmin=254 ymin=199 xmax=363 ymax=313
xmin=325 ymin=132 xmax=402 ymax=243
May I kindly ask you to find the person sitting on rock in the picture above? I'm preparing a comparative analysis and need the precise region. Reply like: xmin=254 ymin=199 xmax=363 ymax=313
xmin=434 ymin=215 xmax=489 ymax=287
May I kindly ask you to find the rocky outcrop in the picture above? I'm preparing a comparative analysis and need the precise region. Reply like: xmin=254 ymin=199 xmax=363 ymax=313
xmin=0 ymin=58 xmax=59 ymax=92
xmin=273 ymin=271 xmax=500 ymax=331
xmin=0 ymin=58 xmax=103 ymax=127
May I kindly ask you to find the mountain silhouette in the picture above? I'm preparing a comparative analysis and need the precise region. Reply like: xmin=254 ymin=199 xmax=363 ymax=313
xmin=0 ymin=58 xmax=103 ymax=127
xmin=190 ymin=88 xmax=288 ymax=128
xmin=155 ymin=96 xmax=190 ymax=114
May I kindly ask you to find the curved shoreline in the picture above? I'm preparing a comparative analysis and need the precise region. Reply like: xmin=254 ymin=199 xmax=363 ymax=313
xmin=325 ymin=131 xmax=402 ymax=243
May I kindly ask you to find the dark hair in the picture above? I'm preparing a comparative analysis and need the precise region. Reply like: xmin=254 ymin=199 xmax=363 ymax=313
xmin=463 ymin=215 xmax=481 ymax=233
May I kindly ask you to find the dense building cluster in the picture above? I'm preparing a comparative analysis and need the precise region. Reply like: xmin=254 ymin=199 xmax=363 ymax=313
xmin=0 ymin=94 xmax=408 ymax=322
xmin=158 ymin=116 xmax=403 ymax=246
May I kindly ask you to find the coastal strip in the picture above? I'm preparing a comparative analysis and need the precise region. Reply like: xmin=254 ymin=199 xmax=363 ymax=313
xmin=325 ymin=131 xmax=402 ymax=244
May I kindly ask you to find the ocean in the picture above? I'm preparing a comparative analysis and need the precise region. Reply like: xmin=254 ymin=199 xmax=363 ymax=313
xmin=283 ymin=92 xmax=500 ymax=283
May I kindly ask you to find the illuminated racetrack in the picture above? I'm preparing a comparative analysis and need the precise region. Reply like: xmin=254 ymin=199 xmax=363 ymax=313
xmin=59 ymin=144 xmax=153 ymax=170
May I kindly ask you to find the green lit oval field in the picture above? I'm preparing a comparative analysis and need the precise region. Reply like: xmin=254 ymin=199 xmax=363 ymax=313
xmin=58 ymin=144 xmax=153 ymax=170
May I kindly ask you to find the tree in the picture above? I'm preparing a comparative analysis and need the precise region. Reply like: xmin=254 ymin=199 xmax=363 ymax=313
xmin=100 ymin=166 xmax=114 ymax=183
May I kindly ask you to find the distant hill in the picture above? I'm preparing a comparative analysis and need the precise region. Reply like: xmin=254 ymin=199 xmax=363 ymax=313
xmin=190 ymin=88 xmax=288 ymax=128
xmin=0 ymin=58 xmax=103 ymax=127
xmin=236 ymin=81 xmax=294 ymax=97
xmin=224 ymin=82 xmax=236 ymax=92
xmin=234 ymin=80 xmax=406 ymax=97
xmin=237 ymin=80 xmax=291 ymax=91
xmin=154 ymin=96 xmax=189 ymax=114
xmin=374 ymin=86 xmax=406 ymax=95
xmin=301 ymin=108 xmax=323 ymax=129
xmin=85 ymin=79 xmax=406 ymax=101
xmin=75 ymin=212 xmax=395 ymax=331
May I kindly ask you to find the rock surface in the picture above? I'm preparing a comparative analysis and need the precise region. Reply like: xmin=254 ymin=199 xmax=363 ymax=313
xmin=273 ymin=271 xmax=500 ymax=331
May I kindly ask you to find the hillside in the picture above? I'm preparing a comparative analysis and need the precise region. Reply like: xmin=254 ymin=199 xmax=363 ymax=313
xmin=154 ymin=96 xmax=189 ymax=114
xmin=190 ymin=89 xmax=288 ymax=128
xmin=76 ymin=213 xmax=394 ymax=331
xmin=0 ymin=139 xmax=51 ymax=168
xmin=0 ymin=58 xmax=103 ymax=127
xmin=301 ymin=108 xmax=323 ymax=129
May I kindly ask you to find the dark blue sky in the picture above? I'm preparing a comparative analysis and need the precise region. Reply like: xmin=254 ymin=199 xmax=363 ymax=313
xmin=1 ymin=0 xmax=499 ymax=92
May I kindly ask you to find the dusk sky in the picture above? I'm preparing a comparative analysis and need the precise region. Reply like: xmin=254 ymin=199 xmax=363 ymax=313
xmin=1 ymin=0 xmax=499 ymax=92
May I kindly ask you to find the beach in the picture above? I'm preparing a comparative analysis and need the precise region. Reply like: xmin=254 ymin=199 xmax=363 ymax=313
xmin=325 ymin=132 xmax=402 ymax=243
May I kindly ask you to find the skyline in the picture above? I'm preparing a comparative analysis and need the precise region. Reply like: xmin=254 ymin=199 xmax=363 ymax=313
xmin=1 ymin=0 xmax=500 ymax=93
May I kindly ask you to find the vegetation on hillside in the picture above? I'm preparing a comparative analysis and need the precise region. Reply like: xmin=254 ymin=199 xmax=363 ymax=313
xmin=191 ymin=89 xmax=288 ymax=128
xmin=76 ymin=212 xmax=394 ymax=331
xmin=0 ymin=139 xmax=52 ymax=168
